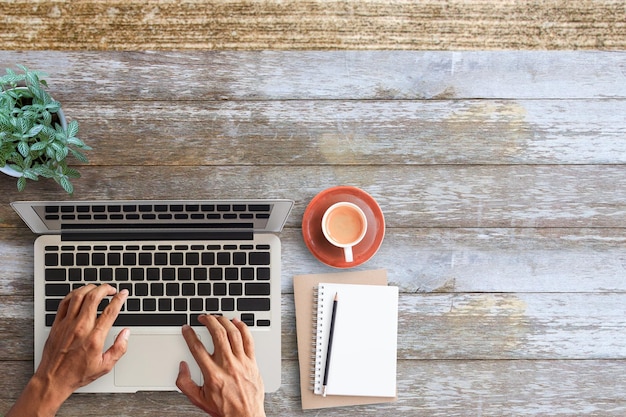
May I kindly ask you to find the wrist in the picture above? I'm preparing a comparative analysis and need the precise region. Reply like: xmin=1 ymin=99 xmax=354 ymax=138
xmin=7 ymin=374 xmax=72 ymax=417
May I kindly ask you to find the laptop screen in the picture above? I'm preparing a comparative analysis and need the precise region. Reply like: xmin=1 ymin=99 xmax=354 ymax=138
xmin=11 ymin=200 xmax=294 ymax=235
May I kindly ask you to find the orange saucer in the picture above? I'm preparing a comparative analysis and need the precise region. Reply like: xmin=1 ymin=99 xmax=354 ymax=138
xmin=302 ymin=186 xmax=385 ymax=268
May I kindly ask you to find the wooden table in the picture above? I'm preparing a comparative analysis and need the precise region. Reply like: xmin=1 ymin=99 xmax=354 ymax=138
xmin=1 ymin=51 xmax=626 ymax=416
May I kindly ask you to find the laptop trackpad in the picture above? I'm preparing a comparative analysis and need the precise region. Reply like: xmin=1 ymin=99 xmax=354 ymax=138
xmin=114 ymin=333 xmax=203 ymax=389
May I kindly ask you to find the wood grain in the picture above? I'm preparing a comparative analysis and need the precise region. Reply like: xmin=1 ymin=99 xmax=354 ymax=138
xmin=1 ymin=1 xmax=625 ymax=50
xmin=2 ymin=360 xmax=626 ymax=416
xmin=1 ymin=51 xmax=625 ymax=100
xmin=1 ymin=51 xmax=626 ymax=415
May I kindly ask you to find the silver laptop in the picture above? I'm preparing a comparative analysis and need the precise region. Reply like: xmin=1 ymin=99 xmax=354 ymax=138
xmin=12 ymin=199 xmax=293 ymax=393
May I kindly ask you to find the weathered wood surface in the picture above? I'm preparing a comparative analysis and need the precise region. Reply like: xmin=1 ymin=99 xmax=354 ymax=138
xmin=1 ymin=1 xmax=625 ymax=50
xmin=1 ymin=51 xmax=626 ymax=415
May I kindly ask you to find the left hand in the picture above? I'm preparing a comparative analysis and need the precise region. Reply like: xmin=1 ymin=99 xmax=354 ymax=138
xmin=7 ymin=284 xmax=129 ymax=417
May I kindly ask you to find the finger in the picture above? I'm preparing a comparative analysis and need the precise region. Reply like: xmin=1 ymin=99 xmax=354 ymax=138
xmin=176 ymin=362 xmax=220 ymax=417
xmin=200 ymin=315 xmax=237 ymax=360
xmin=64 ymin=284 xmax=98 ymax=319
xmin=95 ymin=288 xmax=129 ymax=332
xmin=176 ymin=361 xmax=199 ymax=396
xmin=101 ymin=328 xmax=130 ymax=372
xmin=181 ymin=324 xmax=214 ymax=375
xmin=215 ymin=316 xmax=246 ymax=359
xmin=79 ymin=284 xmax=117 ymax=322
xmin=232 ymin=317 xmax=256 ymax=360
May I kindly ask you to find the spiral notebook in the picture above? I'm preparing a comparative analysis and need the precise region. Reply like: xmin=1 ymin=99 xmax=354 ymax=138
xmin=294 ymin=269 xmax=398 ymax=409
xmin=313 ymin=282 xmax=398 ymax=397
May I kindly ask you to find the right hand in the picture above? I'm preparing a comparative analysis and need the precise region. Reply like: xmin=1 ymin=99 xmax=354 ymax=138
xmin=176 ymin=315 xmax=266 ymax=417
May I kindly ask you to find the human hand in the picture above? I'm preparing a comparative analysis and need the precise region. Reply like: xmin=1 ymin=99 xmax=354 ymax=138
xmin=7 ymin=284 xmax=129 ymax=417
xmin=176 ymin=315 xmax=266 ymax=417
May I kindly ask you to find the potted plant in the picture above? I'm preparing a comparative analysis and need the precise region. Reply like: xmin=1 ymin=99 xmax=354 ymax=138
xmin=0 ymin=65 xmax=91 ymax=194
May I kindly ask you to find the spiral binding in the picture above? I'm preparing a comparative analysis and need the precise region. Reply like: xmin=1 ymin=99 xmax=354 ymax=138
xmin=309 ymin=285 xmax=326 ymax=392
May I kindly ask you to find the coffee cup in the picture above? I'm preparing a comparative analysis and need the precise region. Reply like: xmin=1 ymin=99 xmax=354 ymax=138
xmin=321 ymin=202 xmax=368 ymax=263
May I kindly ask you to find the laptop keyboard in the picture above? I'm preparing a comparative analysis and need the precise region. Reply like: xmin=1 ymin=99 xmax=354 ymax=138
xmin=43 ymin=243 xmax=273 ymax=328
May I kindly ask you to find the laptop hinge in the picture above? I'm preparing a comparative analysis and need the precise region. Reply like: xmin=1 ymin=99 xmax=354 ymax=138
xmin=60 ymin=231 xmax=254 ymax=241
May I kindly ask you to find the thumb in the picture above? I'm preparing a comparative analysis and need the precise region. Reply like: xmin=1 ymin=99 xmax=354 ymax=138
xmin=102 ymin=328 xmax=130 ymax=370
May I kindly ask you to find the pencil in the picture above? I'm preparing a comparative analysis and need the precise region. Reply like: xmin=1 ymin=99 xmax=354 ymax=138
xmin=322 ymin=292 xmax=339 ymax=397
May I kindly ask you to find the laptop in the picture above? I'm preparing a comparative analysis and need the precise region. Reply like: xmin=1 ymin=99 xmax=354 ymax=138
xmin=12 ymin=199 xmax=293 ymax=393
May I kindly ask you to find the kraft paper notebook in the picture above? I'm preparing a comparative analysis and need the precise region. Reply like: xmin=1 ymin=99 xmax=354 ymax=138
xmin=293 ymin=269 xmax=398 ymax=410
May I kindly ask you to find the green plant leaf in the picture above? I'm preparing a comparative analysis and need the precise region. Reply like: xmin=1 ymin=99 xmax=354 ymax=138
xmin=17 ymin=140 xmax=29 ymax=157
xmin=58 ymin=176 xmax=74 ymax=194
xmin=16 ymin=176 xmax=26 ymax=191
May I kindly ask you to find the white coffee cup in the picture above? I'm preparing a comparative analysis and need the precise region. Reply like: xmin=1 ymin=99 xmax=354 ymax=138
xmin=321 ymin=202 xmax=368 ymax=263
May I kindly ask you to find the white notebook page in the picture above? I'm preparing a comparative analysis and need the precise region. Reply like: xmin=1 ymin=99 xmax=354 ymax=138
xmin=314 ymin=283 xmax=398 ymax=397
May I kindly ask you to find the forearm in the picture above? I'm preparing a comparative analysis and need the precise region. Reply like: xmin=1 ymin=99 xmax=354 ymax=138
xmin=6 ymin=375 xmax=71 ymax=417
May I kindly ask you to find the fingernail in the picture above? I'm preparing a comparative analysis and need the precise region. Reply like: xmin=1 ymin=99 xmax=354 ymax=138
xmin=120 ymin=289 xmax=129 ymax=297
xmin=122 ymin=328 xmax=130 ymax=341
xmin=182 ymin=324 xmax=190 ymax=331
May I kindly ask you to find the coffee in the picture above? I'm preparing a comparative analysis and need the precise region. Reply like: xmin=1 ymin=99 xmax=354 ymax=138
xmin=324 ymin=205 xmax=366 ymax=245
xmin=321 ymin=202 xmax=368 ymax=263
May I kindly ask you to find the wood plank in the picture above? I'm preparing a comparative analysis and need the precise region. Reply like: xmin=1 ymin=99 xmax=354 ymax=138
xmin=3 ymin=292 xmax=625 ymax=361
xmin=4 ymin=165 xmax=626 ymax=228
xmin=2 ymin=359 xmax=626 ymax=416
xmin=0 ymin=51 xmax=624 ymax=100
xmin=41 ymin=99 xmax=626 ymax=166
xmin=1 ymin=1 xmax=624 ymax=51
xmin=4 ymin=227 xmax=626 ymax=296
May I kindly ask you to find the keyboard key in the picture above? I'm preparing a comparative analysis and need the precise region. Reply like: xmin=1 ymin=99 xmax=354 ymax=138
xmin=107 ymin=253 xmax=121 ymax=266
xmin=139 ymin=253 xmax=152 ymax=266
xmin=178 ymin=268 xmax=191 ymax=280
xmin=190 ymin=298 xmax=204 ymax=311
xmin=61 ymin=253 xmax=74 ymax=266
xmin=46 ymin=284 xmax=70 ymax=296
xmin=76 ymin=253 xmax=90 ymax=266
xmin=182 ymin=283 xmax=195 ymax=296
xmin=135 ymin=283 xmax=149 ymax=296
xmin=229 ymin=283 xmax=243 ymax=296
xmin=131 ymin=268 xmax=145 ymax=281
xmin=114 ymin=313 xmax=187 ymax=326
xmin=123 ymin=253 xmax=137 ymax=266
xmin=249 ymin=252 xmax=270 ymax=265
xmin=241 ymin=313 xmax=255 ymax=326
xmin=147 ymin=268 xmax=160 ymax=280
xmin=257 ymin=268 xmax=270 ymax=280
xmin=69 ymin=269 xmax=82 ymax=281
xmin=221 ymin=298 xmax=235 ymax=311
xmin=209 ymin=268 xmax=223 ymax=280
xmin=127 ymin=298 xmax=141 ymax=311
xmin=45 ymin=269 xmax=66 ymax=281
xmin=193 ymin=268 xmax=207 ymax=281
xmin=115 ymin=268 xmax=129 ymax=281
xmin=159 ymin=298 xmax=172 ymax=311
xmin=92 ymin=253 xmax=106 ymax=266
xmin=143 ymin=298 xmax=157 ymax=312
xmin=100 ymin=268 xmax=113 ymax=281
xmin=151 ymin=283 xmax=164 ymax=296
xmin=174 ymin=298 xmax=187 ymax=311
xmin=170 ymin=253 xmax=184 ymax=265
xmin=237 ymin=298 xmax=270 ymax=311
xmin=214 ymin=283 xmax=227 ymax=296
xmin=84 ymin=268 xmax=98 ymax=281
xmin=45 ymin=298 xmax=62 ymax=311
xmin=186 ymin=252 xmax=199 ymax=265
xmin=246 ymin=283 xmax=270 ymax=296
xmin=217 ymin=253 xmax=230 ymax=265
xmin=154 ymin=253 xmax=168 ymax=265
xmin=166 ymin=283 xmax=180 ymax=296
xmin=198 ymin=283 xmax=211 ymax=295
xmin=45 ymin=253 xmax=59 ymax=266
xmin=205 ymin=298 xmax=219 ymax=311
